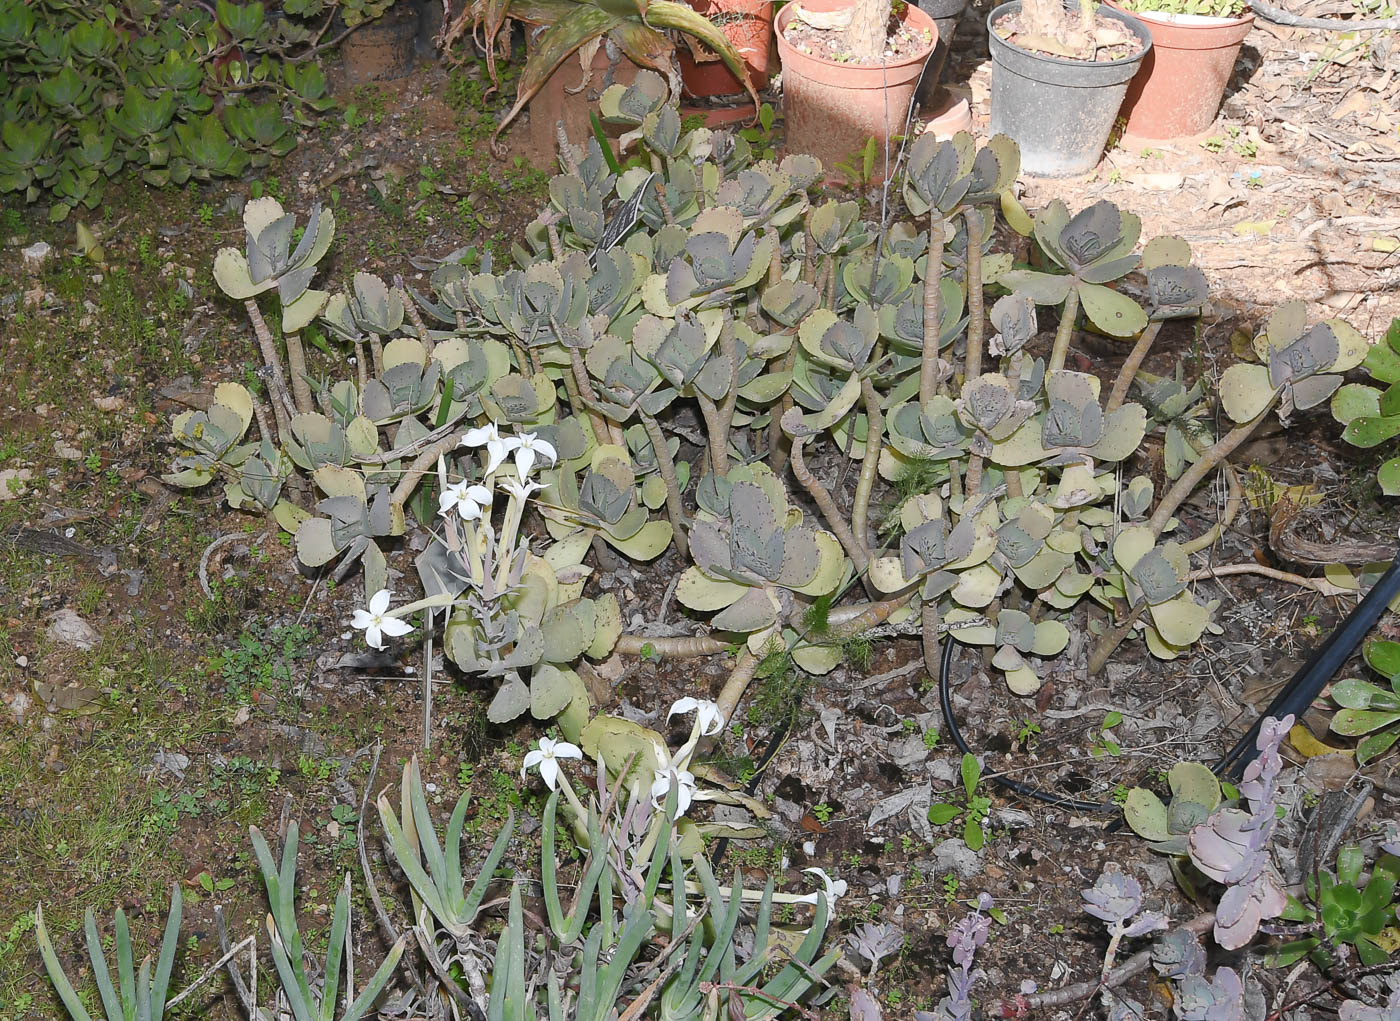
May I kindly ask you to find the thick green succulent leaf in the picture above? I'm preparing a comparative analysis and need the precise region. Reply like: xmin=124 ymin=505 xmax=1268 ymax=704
xmin=1329 ymin=708 xmax=1400 ymax=737
xmin=1342 ymin=414 xmax=1400 ymax=449
xmin=1219 ymin=363 xmax=1276 ymax=424
xmin=1123 ymin=788 xmax=1170 ymax=841
xmin=1078 ymin=282 xmax=1147 ymax=338
xmin=1379 ymin=455 xmax=1400 ymax=496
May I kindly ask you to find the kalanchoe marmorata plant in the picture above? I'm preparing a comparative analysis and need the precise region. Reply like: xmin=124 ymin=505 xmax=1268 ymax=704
xmin=170 ymin=69 xmax=1373 ymax=743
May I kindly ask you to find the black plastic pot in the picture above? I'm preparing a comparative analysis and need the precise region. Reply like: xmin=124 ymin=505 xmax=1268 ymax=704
xmin=916 ymin=0 xmax=968 ymax=105
xmin=987 ymin=1 xmax=1151 ymax=177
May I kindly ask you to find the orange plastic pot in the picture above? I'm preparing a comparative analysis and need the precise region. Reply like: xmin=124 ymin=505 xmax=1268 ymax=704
xmin=1107 ymin=1 xmax=1253 ymax=139
xmin=776 ymin=0 xmax=937 ymax=181
xmin=679 ymin=0 xmax=774 ymax=98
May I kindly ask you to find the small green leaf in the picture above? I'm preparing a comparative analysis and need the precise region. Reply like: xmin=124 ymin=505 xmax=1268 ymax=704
xmin=927 ymin=803 xmax=961 ymax=825
xmin=960 ymin=752 xmax=980 ymax=798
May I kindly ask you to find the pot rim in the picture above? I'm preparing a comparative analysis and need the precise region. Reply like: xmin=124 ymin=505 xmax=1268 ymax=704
xmin=776 ymin=0 xmax=938 ymax=70
xmin=1106 ymin=0 xmax=1253 ymax=27
xmin=987 ymin=0 xmax=1151 ymax=67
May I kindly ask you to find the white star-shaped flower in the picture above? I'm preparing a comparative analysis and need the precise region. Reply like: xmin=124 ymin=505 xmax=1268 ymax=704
xmin=667 ymin=697 xmax=724 ymax=737
xmin=512 ymin=431 xmax=557 ymax=480
xmin=460 ymin=422 xmax=517 ymax=477
xmin=650 ymin=767 xmax=697 ymax=818
xmin=350 ymin=589 xmax=415 ymax=650
xmin=801 ymin=867 xmax=849 ymax=915
xmin=502 ymin=473 xmax=547 ymax=503
xmin=521 ymin=736 xmax=582 ymax=791
xmin=438 ymin=480 xmax=492 ymax=522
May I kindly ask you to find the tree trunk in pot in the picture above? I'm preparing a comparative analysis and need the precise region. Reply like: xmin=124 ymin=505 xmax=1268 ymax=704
xmin=1020 ymin=0 xmax=1098 ymax=56
xmin=845 ymin=0 xmax=888 ymax=61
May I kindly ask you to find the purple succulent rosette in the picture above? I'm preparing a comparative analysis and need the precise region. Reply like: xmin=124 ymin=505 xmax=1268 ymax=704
xmin=1187 ymin=714 xmax=1294 ymax=949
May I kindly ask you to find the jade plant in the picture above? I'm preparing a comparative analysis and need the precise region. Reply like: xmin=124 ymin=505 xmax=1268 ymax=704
xmin=0 ymin=0 xmax=338 ymax=219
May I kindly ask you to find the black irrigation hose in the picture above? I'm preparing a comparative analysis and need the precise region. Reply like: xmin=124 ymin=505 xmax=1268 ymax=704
xmin=938 ymin=638 xmax=1118 ymax=814
xmin=1215 ymin=549 xmax=1400 ymax=780
xmin=710 ymin=712 xmax=796 ymax=869
xmin=935 ymin=546 xmax=1400 ymax=831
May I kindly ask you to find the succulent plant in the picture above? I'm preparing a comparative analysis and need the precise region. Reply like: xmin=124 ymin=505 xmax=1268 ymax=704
xmin=1003 ymin=199 xmax=1149 ymax=339
xmin=677 ymin=463 xmax=844 ymax=653
xmin=0 ymin=0 xmax=338 ymax=219
xmin=1327 ymin=638 xmax=1400 ymax=764
xmin=1330 ymin=316 xmax=1400 ymax=496
xmin=1221 ymin=300 xmax=1369 ymax=423
xmin=1123 ymin=760 xmax=1223 ymax=855
xmin=212 ymin=197 xmax=334 ymax=329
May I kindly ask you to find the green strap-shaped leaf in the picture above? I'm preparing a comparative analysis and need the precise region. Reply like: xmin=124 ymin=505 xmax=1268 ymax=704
xmin=37 ymin=905 xmax=95 ymax=1021
xmin=320 ymin=878 xmax=350 ymax=1021
xmin=84 ymin=908 xmax=124 ymax=1021
xmin=150 ymin=885 xmax=181 ymax=1021
xmin=115 ymin=909 xmax=136 ymax=1016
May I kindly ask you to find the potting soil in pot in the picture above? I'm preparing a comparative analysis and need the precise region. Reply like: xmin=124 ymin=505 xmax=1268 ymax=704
xmin=781 ymin=16 xmax=934 ymax=64
xmin=992 ymin=8 xmax=1139 ymax=60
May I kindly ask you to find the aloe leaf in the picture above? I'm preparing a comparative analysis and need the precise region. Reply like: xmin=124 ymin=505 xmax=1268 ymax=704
xmin=150 ymin=886 xmax=181 ymax=1020
xmin=376 ymin=798 xmax=452 ymax=924
xmin=464 ymin=810 xmax=515 ymax=924
xmin=407 ymin=760 xmax=450 ymax=908
xmin=266 ymin=918 xmax=318 ymax=1021
xmin=136 ymin=958 xmax=152 ymax=1021
xmin=115 ymin=909 xmax=136 ymax=1015
xmin=84 ymin=908 xmax=123 ymax=1021
xmin=321 ymin=879 xmax=350 ymax=1021
xmin=37 ymin=906 xmax=95 ymax=1021
xmin=445 ymin=793 xmax=471 ymax=896
xmin=492 ymin=7 xmax=618 ymax=144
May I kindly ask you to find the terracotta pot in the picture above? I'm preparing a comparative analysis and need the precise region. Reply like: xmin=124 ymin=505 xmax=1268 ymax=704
xmin=679 ymin=0 xmax=774 ymax=98
xmin=341 ymin=2 xmax=420 ymax=85
xmin=1106 ymin=1 xmax=1253 ymax=139
xmin=776 ymin=0 xmax=938 ymax=181
xmin=526 ymin=42 xmax=642 ymax=165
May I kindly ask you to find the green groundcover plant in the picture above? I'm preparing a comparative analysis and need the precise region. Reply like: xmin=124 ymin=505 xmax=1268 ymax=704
xmin=0 ymin=0 xmax=347 ymax=220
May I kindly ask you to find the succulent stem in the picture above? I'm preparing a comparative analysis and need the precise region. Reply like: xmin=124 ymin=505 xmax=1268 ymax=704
xmin=963 ymin=207 xmax=986 ymax=384
xmin=714 ymin=648 xmax=760 ymax=727
xmin=615 ymin=634 xmax=727 ymax=657
xmin=696 ymin=393 xmax=728 ymax=477
xmin=283 ymin=331 xmax=315 ymax=416
xmin=352 ymin=337 xmax=369 ymax=394
xmin=566 ymin=348 xmax=619 ymax=446
xmin=789 ymin=434 xmax=872 ymax=584
xmin=1147 ymin=393 xmax=1277 ymax=538
xmin=390 ymin=431 xmax=461 ymax=510
xmin=243 ymin=299 xmax=294 ymax=441
xmin=715 ymin=319 xmax=742 ymax=467
xmin=852 ymin=376 xmax=883 ymax=551
xmin=1176 ymin=465 xmax=1242 ymax=557
xmin=399 ymin=286 xmax=433 ymax=355
xmin=369 ymin=334 xmax=386 ymax=379
xmin=921 ymin=216 xmax=947 ymax=406
xmin=1105 ymin=320 xmax=1162 ymax=414
xmin=1047 ymin=287 xmax=1081 ymax=374
xmin=639 ymin=410 xmax=689 ymax=561
xmin=768 ymin=342 xmax=801 ymax=475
